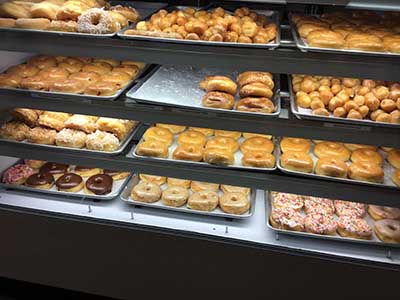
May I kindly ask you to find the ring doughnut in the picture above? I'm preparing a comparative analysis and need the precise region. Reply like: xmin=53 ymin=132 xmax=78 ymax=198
xmin=214 ymin=130 xmax=242 ymax=140
xmin=243 ymin=132 xmax=272 ymax=139
xmin=156 ymin=123 xmax=186 ymax=134
xmin=270 ymin=207 xmax=304 ymax=231
xmin=337 ymin=215 xmax=372 ymax=240
xmin=191 ymin=181 xmax=219 ymax=192
xmin=348 ymin=161 xmax=384 ymax=183
xmin=77 ymin=8 xmax=119 ymax=34
xmin=351 ymin=148 xmax=383 ymax=165
xmin=368 ymin=205 xmax=400 ymax=220
xmin=242 ymin=150 xmax=276 ymax=168
xmin=187 ymin=190 xmax=219 ymax=211
xmin=374 ymin=219 xmax=400 ymax=243
xmin=143 ymin=127 xmax=174 ymax=146
xmin=280 ymin=151 xmax=314 ymax=173
xmin=305 ymin=213 xmax=337 ymax=235
xmin=344 ymin=143 xmax=377 ymax=152
xmin=388 ymin=149 xmax=400 ymax=169
xmin=162 ymin=186 xmax=189 ymax=207
xmin=314 ymin=142 xmax=351 ymax=161
xmin=280 ymin=137 xmax=311 ymax=153
xmin=315 ymin=157 xmax=348 ymax=178
xmin=139 ymin=174 xmax=166 ymax=185
xmin=173 ymin=144 xmax=204 ymax=162
xmin=206 ymin=136 xmax=239 ymax=152
xmin=221 ymin=185 xmax=250 ymax=196
xmin=219 ymin=192 xmax=250 ymax=215
xmin=240 ymin=137 xmax=274 ymax=153
xmin=334 ymin=200 xmax=366 ymax=218
xmin=167 ymin=178 xmax=191 ymax=188
xmin=272 ymin=192 xmax=304 ymax=211
xmin=131 ymin=181 xmax=162 ymax=203
xmin=202 ymin=91 xmax=235 ymax=109
xmin=177 ymin=130 xmax=206 ymax=147
xmin=189 ymin=127 xmax=214 ymax=137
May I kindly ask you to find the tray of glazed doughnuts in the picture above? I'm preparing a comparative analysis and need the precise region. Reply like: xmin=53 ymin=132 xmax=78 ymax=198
xmin=127 ymin=65 xmax=280 ymax=117
xmin=0 ymin=54 xmax=151 ymax=101
xmin=290 ymin=11 xmax=400 ymax=57
xmin=120 ymin=174 xmax=255 ymax=219
xmin=118 ymin=5 xmax=280 ymax=49
xmin=0 ymin=159 xmax=132 ymax=200
xmin=289 ymin=75 xmax=400 ymax=128
xmin=277 ymin=138 xmax=400 ymax=189
xmin=132 ymin=124 xmax=278 ymax=171
xmin=267 ymin=191 xmax=400 ymax=246
xmin=0 ymin=109 xmax=139 ymax=155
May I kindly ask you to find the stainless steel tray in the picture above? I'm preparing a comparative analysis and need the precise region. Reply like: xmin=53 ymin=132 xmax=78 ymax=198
xmin=289 ymin=14 xmax=400 ymax=57
xmin=131 ymin=130 xmax=278 ymax=172
xmin=288 ymin=75 xmax=400 ymax=129
xmin=266 ymin=191 xmax=400 ymax=247
xmin=118 ymin=5 xmax=280 ymax=49
xmin=276 ymin=138 xmax=398 ymax=189
xmin=127 ymin=65 xmax=281 ymax=118
xmin=120 ymin=174 xmax=255 ymax=219
xmin=0 ymin=160 xmax=132 ymax=200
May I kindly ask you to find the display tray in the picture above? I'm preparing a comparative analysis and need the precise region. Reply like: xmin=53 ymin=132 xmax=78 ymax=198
xmin=288 ymin=76 xmax=400 ymax=129
xmin=118 ymin=5 xmax=280 ymax=49
xmin=0 ymin=160 xmax=132 ymax=200
xmin=127 ymin=65 xmax=281 ymax=118
xmin=120 ymin=174 xmax=255 ymax=219
xmin=276 ymin=139 xmax=398 ymax=189
xmin=289 ymin=15 xmax=400 ymax=58
xmin=266 ymin=191 xmax=400 ymax=247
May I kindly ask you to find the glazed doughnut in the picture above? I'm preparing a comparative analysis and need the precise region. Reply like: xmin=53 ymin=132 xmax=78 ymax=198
xmin=280 ymin=151 xmax=314 ymax=173
xmin=270 ymin=207 xmax=305 ymax=231
xmin=136 ymin=140 xmax=169 ymax=158
xmin=177 ymin=130 xmax=206 ymax=147
xmin=162 ymin=186 xmax=189 ymax=207
xmin=351 ymin=148 xmax=383 ymax=165
xmin=272 ymin=192 xmax=304 ymax=211
xmin=344 ymin=143 xmax=377 ymax=152
xmin=173 ymin=144 xmax=203 ymax=162
xmin=131 ymin=181 xmax=161 ymax=203
xmin=167 ymin=178 xmax=191 ymax=188
xmin=0 ymin=18 xmax=16 ymax=28
xmin=237 ymin=71 xmax=274 ymax=89
xmin=93 ymin=59 xmax=119 ymax=67
xmin=143 ymin=127 xmax=174 ymax=146
xmin=109 ymin=5 xmax=140 ymax=22
xmin=304 ymin=197 xmax=335 ymax=215
xmin=393 ymin=169 xmax=400 ymax=187
xmin=221 ymin=185 xmax=250 ymax=196
xmin=69 ymin=71 xmax=101 ymax=86
xmin=56 ymin=173 xmax=84 ymax=192
xmin=139 ymin=174 xmax=166 ymax=186
xmin=187 ymin=190 xmax=219 ymax=212
xmin=348 ymin=161 xmax=384 ymax=183
xmin=199 ymin=76 xmax=237 ymax=95
xmin=112 ymin=65 xmax=139 ymax=78
xmin=25 ymin=172 xmax=54 ymax=190
xmin=219 ymin=192 xmax=250 ymax=214
xmin=206 ymin=136 xmax=239 ymax=152
xmin=374 ymin=219 xmax=400 ymax=243
xmin=202 ymin=91 xmax=234 ymax=110
xmin=314 ymin=142 xmax=351 ymax=161
xmin=315 ymin=157 xmax=348 ymax=178
xmin=6 ymin=64 xmax=39 ymax=78
xmin=243 ymin=132 xmax=272 ymax=139
xmin=102 ymin=170 xmax=130 ymax=181
xmin=0 ymin=73 xmax=21 ymax=88
xmin=203 ymin=148 xmax=234 ymax=165
xmin=305 ymin=213 xmax=337 ymax=235
xmin=77 ymin=8 xmax=119 ymax=34
xmin=189 ymin=127 xmax=214 ymax=137
xmin=101 ymin=70 xmax=131 ymax=88
xmin=20 ymin=75 xmax=49 ymax=91
xmin=15 ymin=18 xmax=50 ymax=30
xmin=236 ymin=97 xmax=275 ymax=114
xmin=27 ymin=55 xmax=57 ymax=70
xmin=58 ymin=58 xmax=83 ymax=73
xmin=240 ymin=83 xmax=273 ymax=98
xmin=242 ymin=150 xmax=275 ymax=168
xmin=368 ymin=205 xmax=400 ymax=221
xmin=191 ymin=181 xmax=219 ymax=192
xmin=50 ymin=78 xmax=86 ymax=94
xmin=156 ymin=124 xmax=186 ymax=134
xmin=2 ymin=164 xmax=35 ymax=185
xmin=82 ymin=62 xmax=112 ymax=74
xmin=337 ymin=215 xmax=372 ymax=240
xmin=84 ymin=81 xmax=119 ymax=96
xmin=74 ymin=166 xmax=102 ymax=178
xmin=334 ymin=200 xmax=366 ymax=218
xmin=214 ymin=130 xmax=241 ymax=140
xmin=84 ymin=174 xmax=113 ymax=195
xmin=24 ymin=160 xmax=46 ymax=169
xmin=38 ymin=67 xmax=69 ymax=82
xmin=240 ymin=137 xmax=274 ymax=153
xmin=388 ymin=149 xmax=400 ymax=169
xmin=280 ymin=137 xmax=311 ymax=153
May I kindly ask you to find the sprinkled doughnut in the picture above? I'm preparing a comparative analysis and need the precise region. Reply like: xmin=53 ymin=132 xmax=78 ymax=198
xmin=334 ymin=200 xmax=366 ymax=218
xmin=337 ymin=215 xmax=372 ymax=240
xmin=305 ymin=212 xmax=337 ymax=235
xmin=272 ymin=192 xmax=304 ymax=211
xmin=270 ymin=207 xmax=304 ymax=231
xmin=304 ymin=197 xmax=335 ymax=215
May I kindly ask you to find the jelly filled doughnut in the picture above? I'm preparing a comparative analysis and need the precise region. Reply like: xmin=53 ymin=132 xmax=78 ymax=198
xmin=270 ymin=207 xmax=304 ymax=231
xmin=56 ymin=173 xmax=84 ymax=192
xmin=85 ymin=174 xmax=113 ymax=195
xmin=187 ymin=190 xmax=219 ymax=212
xmin=219 ymin=192 xmax=250 ymax=215
xmin=131 ymin=181 xmax=162 ymax=203
xmin=368 ymin=205 xmax=400 ymax=220
xmin=25 ymin=172 xmax=54 ymax=190
xmin=374 ymin=219 xmax=400 ymax=243
xmin=2 ymin=164 xmax=35 ymax=185
xmin=162 ymin=186 xmax=189 ymax=207
xmin=39 ymin=162 xmax=69 ymax=179
xmin=337 ymin=215 xmax=372 ymax=240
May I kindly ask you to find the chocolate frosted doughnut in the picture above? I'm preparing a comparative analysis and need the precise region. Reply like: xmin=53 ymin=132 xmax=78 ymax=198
xmin=85 ymin=174 xmax=113 ymax=195
xmin=56 ymin=173 xmax=83 ymax=192
xmin=40 ymin=162 xmax=69 ymax=179
xmin=26 ymin=172 xmax=54 ymax=189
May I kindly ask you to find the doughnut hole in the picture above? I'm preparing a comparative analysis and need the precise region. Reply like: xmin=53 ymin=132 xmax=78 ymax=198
xmin=365 ymin=95 xmax=380 ymax=111
xmin=370 ymin=109 xmax=384 ymax=121
xmin=337 ymin=90 xmax=350 ymax=102
xmin=347 ymin=109 xmax=362 ymax=119
xmin=310 ymin=99 xmax=325 ymax=110
xmin=358 ymin=105 xmax=370 ymax=118
xmin=380 ymin=99 xmax=397 ymax=112
xmin=297 ymin=93 xmax=312 ymax=108
xmin=389 ymin=89 xmax=400 ymax=101
xmin=373 ymin=86 xmax=390 ymax=100
xmin=328 ymin=97 xmax=344 ymax=111
xmin=320 ymin=90 xmax=334 ymax=105
xmin=313 ymin=108 xmax=330 ymax=116
xmin=397 ymin=99 xmax=400 ymax=110
xmin=342 ymin=78 xmax=360 ymax=88
xmin=376 ymin=112 xmax=392 ymax=123
xmin=356 ymin=86 xmax=370 ymax=96
xmin=333 ymin=107 xmax=347 ymax=117
xmin=331 ymin=78 xmax=341 ymax=85
xmin=331 ymin=84 xmax=342 ymax=95
xmin=293 ymin=83 xmax=301 ymax=93
xmin=344 ymin=100 xmax=359 ymax=112
xmin=362 ymin=79 xmax=376 ymax=89
xmin=390 ymin=110 xmax=400 ymax=124
xmin=353 ymin=95 xmax=365 ymax=106
xmin=319 ymin=78 xmax=331 ymax=86
xmin=300 ymin=78 xmax=316 ymax=93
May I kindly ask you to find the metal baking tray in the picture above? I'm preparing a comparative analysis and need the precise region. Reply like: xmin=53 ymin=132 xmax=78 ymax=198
xmin=0 ymin=119 xmax=139 ymax=156
xmin=289 ymin=14 xmax=400 ymax=58
xmin=288 ymin=76 xmax=400 ymax=129
xmin=118 ymin=5 xmax=280 ymax=49
xmin=120 ymin=174 xmax=255 ymax=219
xmin=127 ymin=65 xmax=281 ymax=118
xmin=266 ymin=191 xmax=400 ymax=247
xmin=130 ymin=130 xmax=278 ymax=172
xmin=0 ymin=160 xmax=132 ymax=200
xmin=276 ymin=138 xmax=398 ymax=189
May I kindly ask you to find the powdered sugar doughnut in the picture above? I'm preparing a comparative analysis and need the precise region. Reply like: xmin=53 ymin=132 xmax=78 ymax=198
xmin=305 ymin=212 xmax=337 ymax=235
xmin=272 ymin=192 xmax=304 ymax=211
xmin=337 ymin=215 xmax=372 ymax=240
xmin=77 ymin=8 xmax=117 ymax=34
xmin=304 ymin=197 xmax=335 ymax=215
xmin=269 ymin=207 xmax=304 ymax=231
xmin=334 ymin=200 xmax=366 ymax=218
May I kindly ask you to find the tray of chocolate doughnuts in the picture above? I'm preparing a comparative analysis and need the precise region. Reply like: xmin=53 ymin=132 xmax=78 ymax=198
xmin=288 ymin=75 xmax=400 ymax=129
xmin=120 ymin=174 xmax=255 ymax=219
xmin=127 ymin=65 xmax=281 ymax=117
xmin=266 ymin=191 xmax=400 ymax=246
xmin=131 ymin=124 xmax=278 ymax=172
xmin=118 ymin=5 xmax=280 ymax=49
xmin=277 ymin=138 xmax=399 ymax=189
xmin=289 ymin=12 xmax=400 ymax=57
xmin=0 ymin=159 xmax=132 ymax=200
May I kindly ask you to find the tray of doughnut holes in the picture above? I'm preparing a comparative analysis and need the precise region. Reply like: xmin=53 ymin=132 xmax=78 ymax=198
xmin=267 ymin=191 xmax=400 ymax=245
xmin=290 ymin=75 xmax=400 ymax=128
xmin=277 ymin=137 xmax=400 ymax=189
xmin=127 ymin=65 xmax=280 ymax=116
xmin=119 ymin=5 xmax=279 ymax=48
xmin=0 ymin=108 xmax=139 ymax=155
xmin=0 ymin=55 xmax=148 ymax=100
xmin=120 ymin=174 xmax=255 ymax=219
xmin=0 ymin=0 xmax=140 ymax=36
xmin=0 ymin=159 xmax=132 ymax=200
xmin=133 ymin=124 xmax=278 ymax=171
xmin=290 ymin=11 xmax=400 ymax=57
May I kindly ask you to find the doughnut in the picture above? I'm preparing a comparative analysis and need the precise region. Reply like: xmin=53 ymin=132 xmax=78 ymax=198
xmin=25 ymin=172 xmax=54 ymax=190
xmin=173 ymin=144 xmax=203 ymax=162
xmin=85 ymin=174 xmax=113 ymax=195
xmin=240 ymin=137 xmax=274 ymax=153
xmin=11 ymin=108 xmax=39 ymax=127
xmin=243 ymin=132 xmax=272 ymax=139
xmin=0 ymin=121 xmax=30 ymax=141
xmin=167 ymin=178 xmax=191 ymax=188
xmin=272 ymin=192 xmax=304 ymax=211
xmin=143 ymin=127 xmax=174 ymax=146
xmin=0 ymin=1 xmax=32 ymax=19
xmin=337 ymin=215 xmax=372 ymax=240
xmin=24 ymin=160 xmax=46 ymax=169
xmin=315 ymin=157 xmax=348 ymax=178
xmin=206 ymin=136 xmax=239 ymax=152
xmin=27 ymin=55 xmax=57 ymax=70
xmin=64 ymin=115 xmax=97 ymax=134
xmin=214 ymin=130 xmax=242 ymax=140
xmin=0 ymin=73 xmax=21 ymax=88
xmin=304 ymin=197 xmax=335 ymax=215
xmin=2 ymin=164 xmax=35 ymax=185
xmin=187 ymin=190 xmax=219 ymax=212
xmin=334 ymin=200 xmax=366 ymax=218
xmin=136 ymin=140 xmax=169 ymax=158
xmin=162 ymin=186 xmax=189 ymax=207
xmin=131 ymin=181 xmax=161 ymax=203
xmin=55 ymin=128 xmax=87 ymax=149
xmin=26 ymin=126 xmax=57 ymax=145
xmin=240 ymin=82 xmax=273 ymax=98
xmin=280 ymin=137 xmax=311 ymax=153
xmin=20 ymin=75 xmax=49 ymax=91
xmin=202 ymin=91 xmax=235 ymax=109
xmin=84 ymin=81 xmax=119 ymax=96
xmin=58 ymin=58 xmax=83 ymax=73
xmin=86 ymin=130 xmax=120 ymax=152
xmin=156 ymin=123 xmax=186 ymax=134
xmin=344 ymin=143 xmax=377 ymax=152
xmin=189 ymin=127 xmax=213 ymax=137
xmin=351 ymin=148 xmax=383 ymax=165
xmin=177 ymin=130 xmax=206 ymax=147
xmin=93 ymin=59 xmax=120 ymax=67
xmin=237 ymin=71 xmax=274 ymax=89
xmin=102 ymin=170 xmax=130 ymax=181
xmin=6 ymin=64 xmax=39 ymax=78
xmin=191 ymin=181 xmax=219 ymax=192
xmin=242 ymin=150 xmax=276 ymax=168
xmin=393 ymin=169 xmax=400 ymax=187
xmin=74 ymin=166 xmax=102 ymax=178
xmin=221 ymin=185 xmax=250 ymax=196
xmin=37 ymin=111 xmax=70 ymax=131
xmin=77 ymin=8 xmax=119 ymax=34
xmin=374 ymin=219 xmax=400 ymax=243
xmin=69 ymin=71 xmax=101 ymax=86
xmin=48 ymin=20 xmax=78 ymax=32
xmin=139 ymin=174 xmax=166 ymax=186
xmin=109 ymin=5 xmax=140 ymax=22
xmin=101 ymin=71 xmax=131 ymax=88
xmin=269 ymin=207 xmax=304 ymax=231
xmin=108 ymin=11 xmax=128 ymax=28
xmin=82 ymin=63 xmax=112 ymax=74
xmin=219 ymin=192 xmax=250 ymax=215
xmin=368 ymin=205 xmax=400 ymax=220
xmin=388 ymin=149 xmax=400 ymax=169
xmin=314 ymin=142 xmax=351 ymax=161
xmin=305 ymin=213 xmax=337 ymax=235
xmin=112 ymin=65 xmax=139 ymax=78
xmin=280 ymin=151 xmax=314 ymax=173
xmin=15 ymin=18 xmax=50 ymax=30
xmin=0 ymin=18 xmax=16 ymax=28
xmin=203 ymin=148 xmax=234 ymax=165
xmin=199 ymin=76 xmax=237 ymax=95
xmin=39 ymin=162 xmax=69 ymax=180
xmin=56 ymin=173 xmax=84 ymax=192
xmin=236 ymin=97 xmax=275 ymax=114
xmin=348 ymin=161 xmax=384 ymax=183
xmin=121 ymin=61 xmax=145 ymax=69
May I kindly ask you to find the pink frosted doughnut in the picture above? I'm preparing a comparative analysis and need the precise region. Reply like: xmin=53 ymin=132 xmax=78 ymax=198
xmin=269 ymin=207 xmax=304 ymax=231
xmin=337 ymin=215 xmax=372 ymax=240
xmin=305 ymin=212 xmax=337 ymax=235
xmin=304 ymin=197 xmax=335 ymax=215
xmin=272 ymin=192 xmax=304 ymax=211
xmin=334 ymin=200 xmax=366 ymax=218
